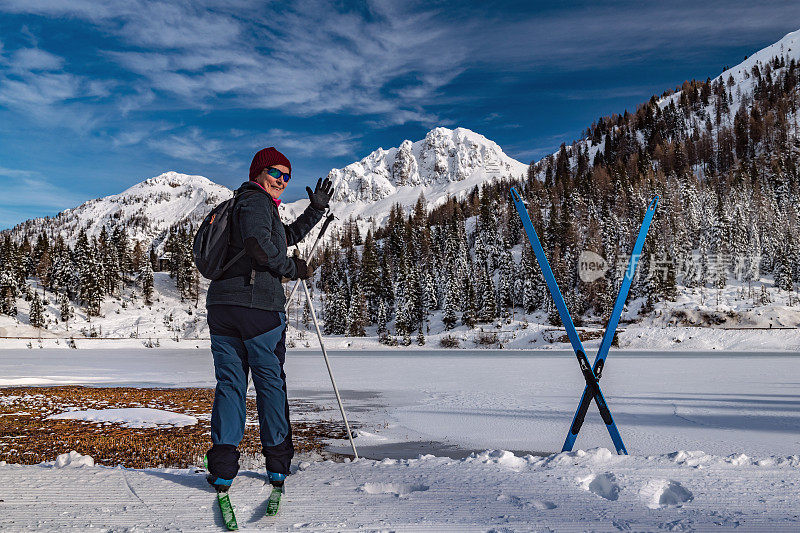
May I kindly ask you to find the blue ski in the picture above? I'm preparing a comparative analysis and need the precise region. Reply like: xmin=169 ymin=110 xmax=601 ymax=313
xmin=510 ymin=188 xmax=656 ymax=455
xmin=562 ymin=196 xmax=658 ymax=452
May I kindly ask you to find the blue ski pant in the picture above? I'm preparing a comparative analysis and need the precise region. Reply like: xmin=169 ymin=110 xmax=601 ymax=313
xmin=206 ymin=304 xmax=294 ymax=479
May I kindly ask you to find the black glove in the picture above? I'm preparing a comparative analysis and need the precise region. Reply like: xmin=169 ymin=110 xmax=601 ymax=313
xmin=306 ymin=177 xmax=333 ymax=211
xmin=292 ymin=256 xmax=313 ymax=280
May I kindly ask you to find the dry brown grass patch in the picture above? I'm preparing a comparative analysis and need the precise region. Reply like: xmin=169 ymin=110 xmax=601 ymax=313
xmin=0 ymin=386 xmax=347 ymax=469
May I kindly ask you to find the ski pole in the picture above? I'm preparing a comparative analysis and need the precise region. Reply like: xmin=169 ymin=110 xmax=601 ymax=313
xmin=299 ymin=275 xmax=359 ymax=459
xmin=285 ymin=211 xmax=335 ymax=311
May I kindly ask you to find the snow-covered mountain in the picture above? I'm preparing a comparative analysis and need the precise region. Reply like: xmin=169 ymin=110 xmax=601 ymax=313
xmin=530 ymin=29 xmax=800 ymax=181
xmin=298 ymin=127 xmax=527 ymax=226
xmin=5 ymin=171 xmax=232 ymax=249
xmin=662 ymin=29 xmax=800 ymax=109
xmin=4 ymin=127 xmax=526 ymax=249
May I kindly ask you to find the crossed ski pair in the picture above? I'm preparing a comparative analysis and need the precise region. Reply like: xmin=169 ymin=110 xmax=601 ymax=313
xmin=510 ymin=188 xmax=658 ymax=454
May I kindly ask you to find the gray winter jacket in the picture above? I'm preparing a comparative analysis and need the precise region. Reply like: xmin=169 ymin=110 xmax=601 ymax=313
xmin=205 ymin=181 xmax=324 ymax=311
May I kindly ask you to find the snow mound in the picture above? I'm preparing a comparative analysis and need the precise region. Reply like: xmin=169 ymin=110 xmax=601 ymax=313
xmin=578 ymin=472 xmax=621 ymax=501
xmin=497 ymin=493 xmax=557 ymax=509
xmin=639 ymin=479 xmax=694 ymax=509
xmin=47 ymin=408 xmax=197 ymax=428
xmin=667 ymin=450 xmax=715 ymax=468
xmin=55 ymin=450 xmax=94 ymax=468
xmin=537 ymin=447 xmax=623 ymax=469
xmin=359 ymin=482 xmax=429 ymax=497
xmin=466 ymin=449 xmax=531 ymax=471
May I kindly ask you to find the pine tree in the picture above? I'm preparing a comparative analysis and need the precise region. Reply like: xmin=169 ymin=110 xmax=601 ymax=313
xmin=359 ymin=230 xmax=381 ymax=322
xmin=520 ymin=246 xmax=545 ymax=313
xmin=346 ymin=286 xmax=367 ymax=336
xmin=104 ymin=248 xmax=120 ymax=296
xmin=478 ymin=263 xmax=498 ymax=322
xmin=442 ymin=276 xmax=459 ymax=330
xmin=376 ymin=298 xmax=388 ymax=334
xmin=498 ymin=246 xmax=515 ymax=312
xmin=775 ymin=242 xmax=794 ymax=291
xmin=322 ymin=280 xmax=347 ymax=335
xmin=302 ymin=299 xmax=311 ymax=329
xmin=461 ymin=276 xmax=477 ymax=329
xmin=82 ymin=256 xmax=104 ymax=317
xmin=0 ymin=268 xmax=17 ymax=317
xmin=140 ymin=258 xmax=155 ymax=305
xmin=29 ymin=290 xmax=45 ymax=328
xmin=394 ymin=294 xmax=413 ymax=337
xmin=113 ymin=226 xmax=132 ymax=283
xmin=59 ymin=291 xmax=73 ymax=327
xmin=131 ymin=240 xmax=145 ymax=273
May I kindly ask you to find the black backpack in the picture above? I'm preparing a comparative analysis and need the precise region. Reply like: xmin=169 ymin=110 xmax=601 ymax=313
xmin=192 ymin=191 xmax=254 ymax=280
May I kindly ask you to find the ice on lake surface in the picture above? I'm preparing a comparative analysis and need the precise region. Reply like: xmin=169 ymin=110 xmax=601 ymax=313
xmin=1 ymin=348 xmax=799 ymax=457
xmin=2 ymin=348 xmax=800 ymax=531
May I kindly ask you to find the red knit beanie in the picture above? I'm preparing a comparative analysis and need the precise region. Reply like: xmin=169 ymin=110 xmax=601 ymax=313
xmin=249 ymin=147 xmax=291 ymax=180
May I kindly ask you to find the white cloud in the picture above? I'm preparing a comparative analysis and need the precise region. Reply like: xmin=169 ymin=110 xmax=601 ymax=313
xmin=0 ymin=44 xmax=114 ymax=131
xmin=0 ymin=166 xmax=37 ymax=178
xmin=110 ymin=121 xmax=174 ymax=147
xmin=0 ymin=73 xmax=81 ymax=108
xmin=1 ymin=1 xmax=470 ymax=124
xmin=9 ymin=48 xmax=62 ymax=71
xmin=146 ymin=127 xmax=227 ymax=163
xmin=252 ymin=129 xmax=361 ymax=158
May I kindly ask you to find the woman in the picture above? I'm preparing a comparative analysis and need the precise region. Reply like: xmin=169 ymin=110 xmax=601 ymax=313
xmin=204 ymin=147 xmax=333 ymax=494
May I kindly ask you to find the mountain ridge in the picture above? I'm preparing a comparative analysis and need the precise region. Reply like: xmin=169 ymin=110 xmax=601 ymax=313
xmin=3 ymin=126 xmax=528 ymax=247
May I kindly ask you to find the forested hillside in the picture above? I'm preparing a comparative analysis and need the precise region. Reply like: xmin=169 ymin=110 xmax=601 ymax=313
xmin=315 ymin=45 xmax=800 ymax=341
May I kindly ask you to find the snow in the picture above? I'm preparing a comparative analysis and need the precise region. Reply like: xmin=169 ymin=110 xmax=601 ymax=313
xmin=2 ymin=348 xmax=800 ymax=529
xmin=54 ymin=450 xmax=95 ymax=468
xmin=2 ymin=269 xmax=799 ymax=355
xmin=5 ymin=171 xmax=232 ymax=254
xmin=5 ymin=127 xmax=526 ymax=262
xmin=279 ymin=126 xmax=529 ymax=251
xmin=1 ymin=447 xmax=798 ymax=530
xmin=2 ymin=348 xmax=800 ymax=458
xmin=46 ymin=408 xmax=198 ymax=428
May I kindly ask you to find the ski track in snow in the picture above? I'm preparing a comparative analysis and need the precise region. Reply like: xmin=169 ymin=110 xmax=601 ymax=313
xmin=1 ymin=448 xmax=799 ymax=531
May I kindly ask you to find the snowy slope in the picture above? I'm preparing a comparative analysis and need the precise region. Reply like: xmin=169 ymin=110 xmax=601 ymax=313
xmin=5 ymin=171 xmax=232 ymax=250
xmin=661 ymin=29 xmax=800 ymax=111
xmin=531 ymin=28 xmax=800 ymax=179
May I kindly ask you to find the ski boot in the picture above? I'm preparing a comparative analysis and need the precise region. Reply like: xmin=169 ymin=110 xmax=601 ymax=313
xmin=206 ymin=474 xmax=233 ymax=493
xmin=267 ymin=471 xmax=286 ymax=489
xmin=265 ymin=471 xmax=286 ymax=516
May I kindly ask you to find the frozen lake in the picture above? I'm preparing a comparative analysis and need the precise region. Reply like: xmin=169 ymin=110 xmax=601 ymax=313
xmin=1 ymin=348 xmax=798 ymax=457
xmin=2 ymin=348 xmax=800 ymax=531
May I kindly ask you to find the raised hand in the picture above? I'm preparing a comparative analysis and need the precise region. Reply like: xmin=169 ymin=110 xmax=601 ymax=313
xmin=306 ymin=177 xmax=333 ymax=210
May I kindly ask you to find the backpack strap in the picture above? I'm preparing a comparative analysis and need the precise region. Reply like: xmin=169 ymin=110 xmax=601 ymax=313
xmin=219 ymin=189 xmax=259 ymax=277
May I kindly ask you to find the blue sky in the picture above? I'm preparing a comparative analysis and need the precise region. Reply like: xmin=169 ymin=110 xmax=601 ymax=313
xmin=1 ymin=0 xmax=799 ymax=229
